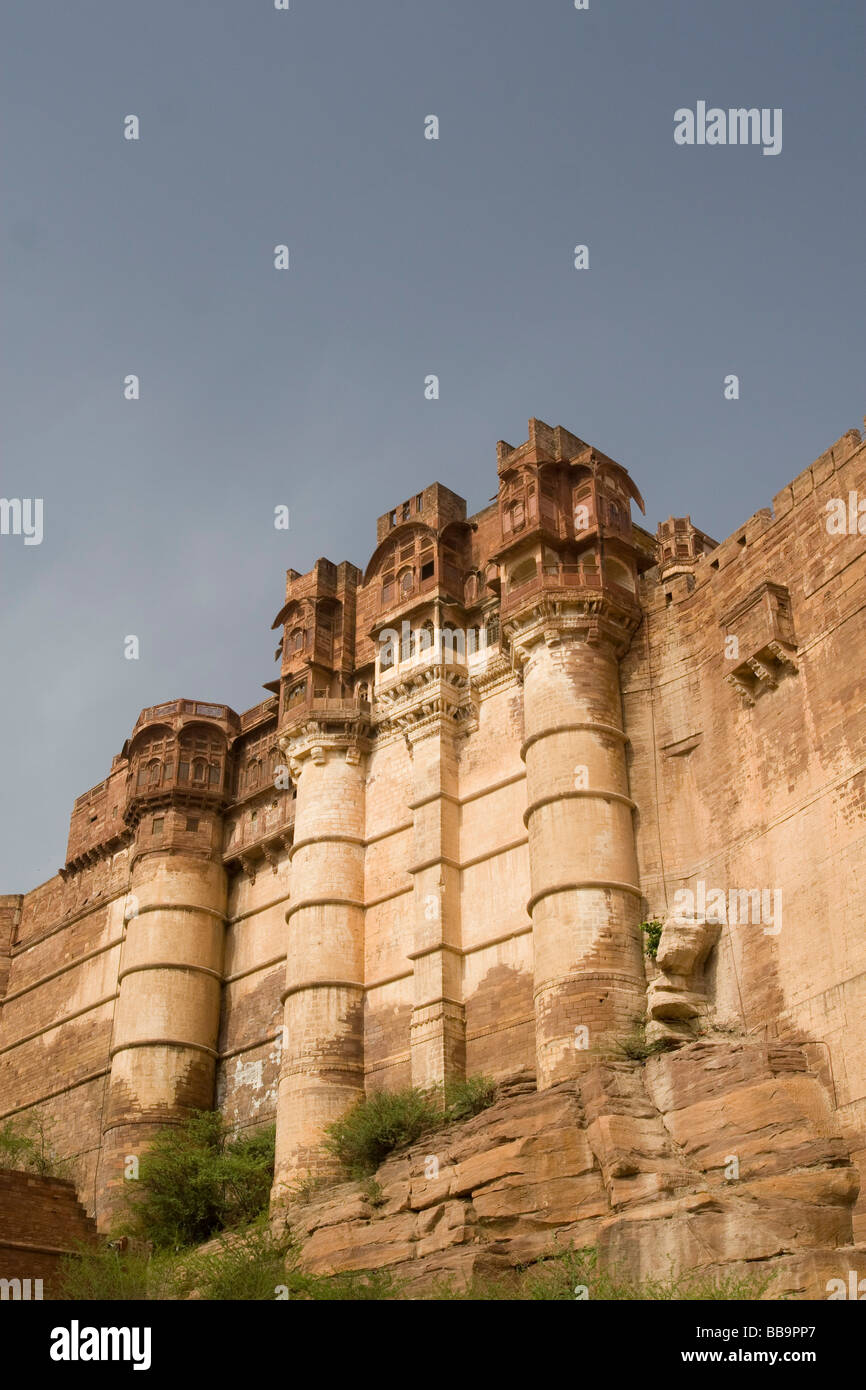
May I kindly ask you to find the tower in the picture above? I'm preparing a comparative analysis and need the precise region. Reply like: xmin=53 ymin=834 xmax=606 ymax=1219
xmin=95 ymin=701 xmax=234 ymax=1228
xmin=497 ymin=421 xmax=649 ymax=1085
xmin=270 ymin=562 xmax=370 ymax=1200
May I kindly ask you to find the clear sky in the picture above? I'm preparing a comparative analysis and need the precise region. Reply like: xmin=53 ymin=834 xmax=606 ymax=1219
xmin=1 ymin=0 xmax=863 ymax=890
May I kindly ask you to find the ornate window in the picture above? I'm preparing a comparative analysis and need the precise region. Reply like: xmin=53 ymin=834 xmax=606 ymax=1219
xmin=178 ymin=731 xmax=224 ymax=787
xmin=286 ymin=680 xmax=307 ymax=709
xmin=510 ymin=557 xmax=537 ymax=587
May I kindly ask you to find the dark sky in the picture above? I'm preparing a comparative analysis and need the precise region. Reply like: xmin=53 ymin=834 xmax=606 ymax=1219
xmin=1 ymin=0 xmax=863 ymax=889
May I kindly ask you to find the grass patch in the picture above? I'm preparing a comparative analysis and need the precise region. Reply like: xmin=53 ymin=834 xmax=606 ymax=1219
xmin=57 ymin=1221 xmax=404 ymax=1301
xmin=430 ymin=1247 xmax=774 ymax=1301
xmin=57 ymin=1236 xmax=772 ymax=1303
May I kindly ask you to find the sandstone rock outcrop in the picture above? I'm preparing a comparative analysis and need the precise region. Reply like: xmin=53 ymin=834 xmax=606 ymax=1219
xmin=285 ymin=1042 xmax=866 ymax=1298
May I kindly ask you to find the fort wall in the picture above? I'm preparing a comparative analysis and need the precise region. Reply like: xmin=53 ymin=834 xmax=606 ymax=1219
xmin=0 ymin=417 xmax=863 ymax=1257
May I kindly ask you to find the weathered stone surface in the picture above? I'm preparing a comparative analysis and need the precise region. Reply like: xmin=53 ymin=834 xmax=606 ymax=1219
xmin=656 ymin=919 xmax=721 ymax=977
xmin=281 ymin=1040 xmax=863 ymax=1297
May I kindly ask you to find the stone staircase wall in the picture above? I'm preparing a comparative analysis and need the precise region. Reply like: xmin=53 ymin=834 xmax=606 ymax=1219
xmin=0 ymin=1167 xmax=98 ymax=1298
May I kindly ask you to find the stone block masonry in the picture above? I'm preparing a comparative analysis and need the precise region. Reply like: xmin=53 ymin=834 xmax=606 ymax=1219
xmin=0 ymin=415 xmax=864 ymax=1294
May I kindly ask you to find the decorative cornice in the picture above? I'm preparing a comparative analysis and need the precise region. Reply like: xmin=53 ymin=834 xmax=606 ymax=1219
xmin=278 ymin=713 xmax=371 ymax=776
xmin=374 ymin=663 xmax=477 ymax=739
xmin=504 ymin=593 xmax=642 ymax=664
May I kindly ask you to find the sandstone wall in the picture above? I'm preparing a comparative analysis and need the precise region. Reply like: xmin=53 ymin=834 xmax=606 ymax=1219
xmin=0 ymin=859 xmax=129 ymax=1207
xmin=623 ymin=426 xmax=866 ymax=1232
xmin=1 ymin=417 xmax=863 ymax=1269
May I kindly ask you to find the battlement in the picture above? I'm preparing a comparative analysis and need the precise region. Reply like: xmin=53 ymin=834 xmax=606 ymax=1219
xmin=375 ymin=482 xmax=467 ymax=546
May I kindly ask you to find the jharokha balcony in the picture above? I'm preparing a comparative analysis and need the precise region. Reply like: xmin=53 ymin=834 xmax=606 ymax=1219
xmin=501 ymin=561 xmax=639 ymax=617
xmin=280 ymin=690 xmax=372 ymax=731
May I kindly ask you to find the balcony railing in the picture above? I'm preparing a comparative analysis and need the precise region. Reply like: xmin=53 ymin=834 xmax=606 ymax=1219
xmin=134 ymin=700 xmax=233 ymax=730
xmin=503 ymin=565 xmax=638 ymax=611
xmin=310 ymin=697 xmax=371 ymax=715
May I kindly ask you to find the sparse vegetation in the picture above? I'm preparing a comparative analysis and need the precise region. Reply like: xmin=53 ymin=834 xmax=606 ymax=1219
xmin=642 ymin=919 xmax=664 ymax=960
xmin=608 ymin=1019 xmax=672 ymax=1062
xmin=360 ymin=1177 xmax=386 ymax=1207
xmin=57 ymin=1233 xmax=773 ymax=1303
xmin=58 ymin=1221 xmax=403 ymax=1301
xmin=285 ymin=1172 xmax=333 ymax=1205
xmin=429 ymin=1246 xmax=774 ymax=1301
xmin=443 ymin=1074 xmax=498 ymax=1121
xmin=0 ymin=1114 xmax=68 ymax=1178
xmin=57 ymin=1243 xmax=178 ymax=1302
xmin=121 ymin=1111 xmax=275 ymax=1250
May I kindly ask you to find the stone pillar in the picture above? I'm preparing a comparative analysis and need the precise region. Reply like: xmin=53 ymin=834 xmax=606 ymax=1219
xmin=272 ymin=735 xmax=366 ymax=1199
xmin=518 ymin=625 xmax=644 ymax=1087
xmin=97 ymin=831 xmax=226 ymax=1228
xmin=407 ymin=720 xmax=465 ymax=1090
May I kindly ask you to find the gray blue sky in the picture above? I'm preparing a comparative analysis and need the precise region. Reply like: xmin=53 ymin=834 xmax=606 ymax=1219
xmin=1 ymin=0 xmax=863 ymax=889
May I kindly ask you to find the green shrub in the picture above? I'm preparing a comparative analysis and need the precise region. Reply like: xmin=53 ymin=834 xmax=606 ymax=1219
xmin=642 ymin=920 xmax=664 ymax=960
xmin=323 ymin=1076 xmax=498 ymax=1179
xmin=122 ymin=1112 xmax=275 ymax=1249
xmin=443 ymin=1075 xmax=498 ymax=1122
xmin=323 ymin=1087 xmax=439 ymax=1179
xmin=285 ymin=1172 xmax=332 ymax=1204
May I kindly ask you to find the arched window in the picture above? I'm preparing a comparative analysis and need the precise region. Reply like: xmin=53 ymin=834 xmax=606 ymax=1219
xmin=398 ymin=566 xmax=414 ymax=597
xmin=147 ymin=759 xmax=161 ymax=786
xmin=604 ymin=557 xmax=636 ymax=593
xmin=286 ymin=681 xmax=306 ymax=709
xmin=289 ymin=628 xmax=304 ymax=654
xmin=178 ymin=729 xmax=224 ymax=786
xmin=510 ymin=557 xmax=537 ymax=587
